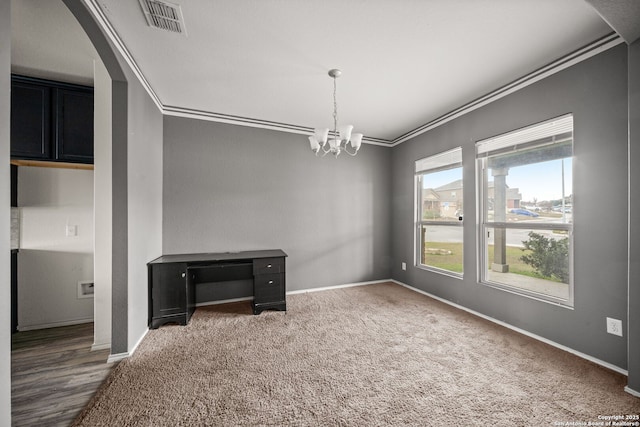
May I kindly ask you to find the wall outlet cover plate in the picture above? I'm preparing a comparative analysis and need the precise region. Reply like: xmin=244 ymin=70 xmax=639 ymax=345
xmin=606 ymin=317 xmax=623 ymax=337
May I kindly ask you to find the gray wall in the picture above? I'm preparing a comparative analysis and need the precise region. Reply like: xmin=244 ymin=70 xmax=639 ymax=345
xmin=125 ymin=73 xmax=163 ymax=350
xmin=1 ymin=1 xmax=11 ymax=423
xmin=110 ymin=79 xmax=128 ymax=355
xmin=163 ymin=117 xmax=392 ymax=294
xmin=6 ymin=0 xmax=633 ymax=416
xmin=104 ymin=44 xmax=163 ymax=356
xmin=628 ymin=39 xmax=640 ymax=392
xmin=391 ymin=44 xmax=630 ymax=369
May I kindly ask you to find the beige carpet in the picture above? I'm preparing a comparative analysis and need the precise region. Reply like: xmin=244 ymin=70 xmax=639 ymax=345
xmin=73 ymin=282 xmax=639 ymax=426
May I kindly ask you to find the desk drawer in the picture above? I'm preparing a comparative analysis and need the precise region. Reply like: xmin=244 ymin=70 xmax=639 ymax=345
xmin=254 ymin=273 xmax=284 ymax=302
xmin=253 ymin=257 xmax=284 ymax=275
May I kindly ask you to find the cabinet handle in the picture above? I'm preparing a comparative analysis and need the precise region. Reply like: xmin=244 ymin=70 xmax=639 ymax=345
xmin=268 ymin=280 xmax=274 ymax=284
xmin=267 ymin=264 xmax=272 ymax=268
xmin=181 ymin=272 xmax=186 ymax=278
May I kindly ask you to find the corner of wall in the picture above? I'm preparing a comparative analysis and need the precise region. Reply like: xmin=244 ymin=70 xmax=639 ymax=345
xmin=625 ymin=38 xmax=640 ymax=393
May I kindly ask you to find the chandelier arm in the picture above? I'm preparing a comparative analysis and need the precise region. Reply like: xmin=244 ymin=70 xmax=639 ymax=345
xmin=314 ymin=146 xmax=329 ymax=157
xmin=343 ymin=145 xmax=358 ymax=156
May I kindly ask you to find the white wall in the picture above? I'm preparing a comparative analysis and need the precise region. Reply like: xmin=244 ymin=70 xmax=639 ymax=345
xmin=17 ymin=167 xmax=94 ymax=330
xmin=93 ymin=59 xmax=112 ymax=350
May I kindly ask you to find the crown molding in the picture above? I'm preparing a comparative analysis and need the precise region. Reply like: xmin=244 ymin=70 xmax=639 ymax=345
xmin=163 ymin=106 xmax=393 ymax=147
xmin=82 ymin=0 xmax=394 ymax=146
xmin=82 ymin=0 xmax=164 ymax=112
xmin=82 ymin=1 xmax=622 ymax=149
xmin=390 ymin=32 xmax=624 ymax=146
xmin=163 ymin=105 xmax=314 ymax=134
xmin=163 ymin=108 xmax=393 ymax=146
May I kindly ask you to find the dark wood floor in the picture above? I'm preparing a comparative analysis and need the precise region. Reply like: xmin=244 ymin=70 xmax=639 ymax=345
xmin=11 ymin=323 xmax=117 ymax=427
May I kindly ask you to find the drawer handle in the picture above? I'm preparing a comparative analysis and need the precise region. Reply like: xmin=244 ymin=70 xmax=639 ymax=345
xmin=268 ymin=280 xmax=274 ymax=284
xmin=267 ymin=264 xmax=272 ymax=268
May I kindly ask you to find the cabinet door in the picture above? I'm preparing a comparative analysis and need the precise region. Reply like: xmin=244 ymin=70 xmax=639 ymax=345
xmin=151 ymin=263 xmax=187 ymax=319
xmin=10 ymin=81 xmax=51 ymax=159
xmin=55 ymin=88 xmax=94 ymax=163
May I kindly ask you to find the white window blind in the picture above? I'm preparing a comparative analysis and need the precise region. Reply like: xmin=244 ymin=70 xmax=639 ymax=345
xmin=415 ymin=147 xmax=462 ymax=174
xmin=476 ymin=114 xmax=573 ymax=157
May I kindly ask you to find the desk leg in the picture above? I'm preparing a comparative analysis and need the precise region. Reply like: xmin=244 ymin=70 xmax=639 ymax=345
xmin=252 ymin=302 xmax=286 ymax=315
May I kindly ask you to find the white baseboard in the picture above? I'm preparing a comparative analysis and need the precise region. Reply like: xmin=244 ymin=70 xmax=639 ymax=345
xmin=107 ymin=352 xmax=129 ymax=363
xmin=194 ymin=280 xmax=389 ymax=306
xmin=129 ymin=327 xmax=148 ymax=355
xmin=624 ymin=386 xmax=640 ymax=398
xmin=17 ymin=317 xmax=93 ymax=332
xmin=392 ymin=279 xmax=629 ymax=377
xmin=91 ymin=342 xmax=111 ymax=351
xmin=107 ymin=327 xmax=149 ymax=362
xmin=287 ymin=279 xmax=390 ymax=295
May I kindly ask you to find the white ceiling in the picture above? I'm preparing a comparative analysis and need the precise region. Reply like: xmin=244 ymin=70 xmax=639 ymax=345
xmin=11 ymin=0 xmax=616 ymax=144
xmin=11 ymin=0 xmax=99 ymax=87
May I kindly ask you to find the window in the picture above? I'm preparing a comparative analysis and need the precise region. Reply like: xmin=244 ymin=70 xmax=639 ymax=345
xmin=476 ymin=115 xmax=573 ymax=306
xmin=415 ymin=147 xmax=463 ymax=276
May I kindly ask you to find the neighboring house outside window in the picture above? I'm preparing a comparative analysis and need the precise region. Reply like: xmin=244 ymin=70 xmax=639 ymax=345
xmin=476 ymin=114 xmax=574 ymax=307
xmin=415 ymin=147 xmax=464 ymax=277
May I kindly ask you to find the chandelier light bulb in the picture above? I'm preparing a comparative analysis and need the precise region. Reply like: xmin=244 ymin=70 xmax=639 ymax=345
xmin=308 ymin=136 xmax=320 ymax=153
xmin=339 ymin=125 xmax=353 ymax=142
xmin=350 ymin=133 xmax=363 ymax=151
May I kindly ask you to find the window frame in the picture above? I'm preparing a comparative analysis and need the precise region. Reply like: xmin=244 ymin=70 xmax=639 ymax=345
xmin=476 ymin=114 xmax=574 ymax=307
xmin=415 ymin=147 xmax=464 ymax=278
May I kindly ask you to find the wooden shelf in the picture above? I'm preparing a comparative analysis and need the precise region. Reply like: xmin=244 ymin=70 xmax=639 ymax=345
xmin=10 ymin=159 xmax=94 ymax=170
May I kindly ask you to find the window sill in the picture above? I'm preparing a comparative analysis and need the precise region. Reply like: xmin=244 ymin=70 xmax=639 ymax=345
xmin=416 ymin=264 xmax=464 ymax=280
xmin=479 ymin=279 xmax=574 ymax=309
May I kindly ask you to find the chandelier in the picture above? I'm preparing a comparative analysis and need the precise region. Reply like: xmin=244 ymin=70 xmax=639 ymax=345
xmin=308 ymin=69 xmax=363 ymax=157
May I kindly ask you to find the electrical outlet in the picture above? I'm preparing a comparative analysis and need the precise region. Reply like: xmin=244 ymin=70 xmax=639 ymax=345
xmin=65 ymin=224 xmax=77 ymax=237
xmin=606 ymin=317 xmax=623 ymax=337
xmin=401 ymin=262 xmax=406 ymax=271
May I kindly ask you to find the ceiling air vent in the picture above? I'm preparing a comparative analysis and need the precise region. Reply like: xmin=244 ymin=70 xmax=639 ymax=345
xmin=139 ymin=0 xmax=187 ymax=35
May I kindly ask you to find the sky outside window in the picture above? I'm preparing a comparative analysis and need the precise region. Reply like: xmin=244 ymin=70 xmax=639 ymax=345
xmin=424 ymin=158 xmax=572 ymax=203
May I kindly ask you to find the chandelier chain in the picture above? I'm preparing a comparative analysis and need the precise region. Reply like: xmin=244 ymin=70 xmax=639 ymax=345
xmin=333 ymin=76 xmax=338 ymax=138
xmin=308 ymin=68 xmax=361 ymax=157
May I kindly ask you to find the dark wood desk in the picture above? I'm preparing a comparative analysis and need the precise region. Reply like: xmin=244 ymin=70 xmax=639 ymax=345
xmin=147 ymin=250 xmax=287 ymax=329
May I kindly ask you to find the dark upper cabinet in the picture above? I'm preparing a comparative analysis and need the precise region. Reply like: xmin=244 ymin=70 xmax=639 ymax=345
xmin=10 ymin=80 xmax=51 ymax=160
xmin=55 ymin=88 xmax=94 ymax=162
xmin=11 ymin=75 xmax=94 ymax=164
